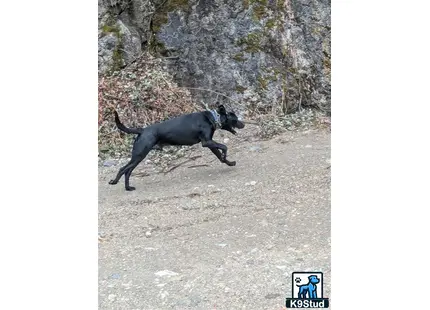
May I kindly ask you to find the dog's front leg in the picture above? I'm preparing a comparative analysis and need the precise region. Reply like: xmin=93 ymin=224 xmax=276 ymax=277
xmin=201 ymin=140 xmax=230 ymax=161
xmin=310 ymin=288 xmax=317 ymax=298
xmin=209 ymin=147 xmax=236 ymax=166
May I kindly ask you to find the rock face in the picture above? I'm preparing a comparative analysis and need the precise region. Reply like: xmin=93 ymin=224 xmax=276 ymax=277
xmin=98 ymin=0 xmax=153 ymax=73
xmin=98 ymin=0 xmax=331 ymax=113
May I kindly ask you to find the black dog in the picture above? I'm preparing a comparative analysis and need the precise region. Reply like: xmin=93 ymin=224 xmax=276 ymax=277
xmin=109 ymin=105 xmax=245 ymax=191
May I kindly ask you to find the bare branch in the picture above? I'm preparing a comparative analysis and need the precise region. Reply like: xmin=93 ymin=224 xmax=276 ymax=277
xmin=188 ymin=164 xmax=209 ymax=169
xmin=162 ymin=155 xmax=202 ymax=174
xmin=180 ymin=87 xmax=241 ymax=107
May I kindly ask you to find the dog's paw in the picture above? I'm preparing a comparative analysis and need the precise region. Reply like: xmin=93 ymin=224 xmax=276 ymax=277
xmin=226 ymin=160 xmax=236 ymax=166
xmin=125 ymin=186 xmax=136 ymax=191
xmin=108 ymin=180 xmax=117 ymax=185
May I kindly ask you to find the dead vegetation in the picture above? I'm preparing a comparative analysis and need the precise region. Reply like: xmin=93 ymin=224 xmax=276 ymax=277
xmin=98 ymin=52 xmax=198 ymax=157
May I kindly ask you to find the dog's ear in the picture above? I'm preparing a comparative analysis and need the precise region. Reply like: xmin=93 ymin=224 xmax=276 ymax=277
xmin=217 ymin=104 xmax=227 ymax=115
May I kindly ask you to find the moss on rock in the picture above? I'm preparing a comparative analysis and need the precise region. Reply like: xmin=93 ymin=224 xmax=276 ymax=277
xmin=100 ymin=21 xmax=124 ymax=73
xmin=236 ymin=85 xmax=248 ymax=93
xmin=265 ymin=18 xmax=277 ymax=29
xmin=149 ymin=0 xmax=190 ymax=56
xmin=236 ymin=32 xmax=264 ymax=53
xmin=151 ymin=0 xmax=189 ymax=32
xmin=242 ymin=0 xmax=269 ymax=21
xmin=232 ymin=52 xmax=247 ymax=62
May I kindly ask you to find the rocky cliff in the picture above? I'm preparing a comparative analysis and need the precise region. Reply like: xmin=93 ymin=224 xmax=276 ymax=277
xmin=98 ymin=0 xmax=330 ymax=113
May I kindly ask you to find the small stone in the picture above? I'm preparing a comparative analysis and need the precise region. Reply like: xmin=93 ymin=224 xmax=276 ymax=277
xmin=208 ymin=184 xmax=215 ymax=188
xmin=265 ymin=293 xmax=281 ymax=299
xmin=250 ymin=181 xmax=257 ymax=186
xmin=305 ymin=145 xmax=312 ymax=148
xmin=223 ymin=138 xmax=230 ymax=143
xmin=145 ymin=231 xmax=152 ymax=237
xmin=155 ymin=270 xmax=179 ymax=277
xmin=108 ymin=294 xmax=116 ymax=301
xmin=103 ymin=160 xmax=116 ymax=167
xmin=249 ymin=145 xmax=262 ymax=152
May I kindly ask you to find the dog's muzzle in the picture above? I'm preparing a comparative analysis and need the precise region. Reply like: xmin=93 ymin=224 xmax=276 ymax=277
xmin=228 ymin=121 xmax=244 ymax=135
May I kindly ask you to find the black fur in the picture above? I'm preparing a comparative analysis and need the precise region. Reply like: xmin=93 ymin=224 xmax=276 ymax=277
xmin=109 ymin=105 xmax=245 ymax=191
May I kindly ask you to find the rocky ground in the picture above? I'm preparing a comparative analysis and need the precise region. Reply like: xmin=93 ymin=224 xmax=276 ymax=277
xmin=98 ymin=125 xmax=331 ymax=309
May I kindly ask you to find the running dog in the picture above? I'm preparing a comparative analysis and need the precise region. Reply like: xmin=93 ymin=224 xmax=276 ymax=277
xmin=109 ymin=104 xmax=245 ymax=191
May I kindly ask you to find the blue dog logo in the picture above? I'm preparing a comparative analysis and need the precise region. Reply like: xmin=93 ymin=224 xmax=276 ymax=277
xmin=296 ymin=275 xmax=320 ymax=299
xmin=286 ymin=271 xmax=329 ymax=308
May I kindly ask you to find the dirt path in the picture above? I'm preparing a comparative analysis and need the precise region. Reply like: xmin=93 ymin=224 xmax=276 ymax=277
xmin=98 ymin=127 xmax=331 ymax=310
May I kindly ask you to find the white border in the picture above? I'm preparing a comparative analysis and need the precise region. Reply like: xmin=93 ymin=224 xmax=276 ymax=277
xmin=333 ymin=1 xmax=430 ymax=309
xmin=1 ymin=1 xmax=430 ymax=309
xmin=1 ymin=1 xmax=98 ymax=309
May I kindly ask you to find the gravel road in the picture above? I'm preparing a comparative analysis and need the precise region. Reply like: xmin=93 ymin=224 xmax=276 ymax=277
xmin=98 ymin=127 xmax=331 ymax=310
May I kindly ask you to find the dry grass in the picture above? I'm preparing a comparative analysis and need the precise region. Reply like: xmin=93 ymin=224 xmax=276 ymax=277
xmin=98 ymin=52 xmax=198 ymax=157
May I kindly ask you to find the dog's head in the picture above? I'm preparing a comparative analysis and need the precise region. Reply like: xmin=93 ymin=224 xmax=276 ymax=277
xmin=308 ymin=275 xmax=320 ymax=285
xmin=217 ymin=104 xmax=245 ymax=135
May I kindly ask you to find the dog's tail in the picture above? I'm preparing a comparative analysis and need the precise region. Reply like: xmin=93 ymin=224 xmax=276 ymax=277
xmin=114 ymin=110 xmax=143 ymax=135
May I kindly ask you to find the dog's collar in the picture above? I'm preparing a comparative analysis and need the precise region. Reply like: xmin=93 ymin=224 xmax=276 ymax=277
xmin=209 ymin=109 xmax=222 ymax=129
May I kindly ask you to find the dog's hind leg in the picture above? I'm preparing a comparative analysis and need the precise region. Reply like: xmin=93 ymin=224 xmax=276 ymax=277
xmin=209 ymin=148 xmax=236 ymax=166
xmin=122 ymin=137 xmax=156 ymax=191
xmin=108 ymin=135 xmax=142 ymax=186
xmin=123 ymin=154 xmax=147 ymax=191
xmin=109 ymin=159 xmax=137 ymax=185
xmin=109 ymin=134 xmax=156 ymax=191
xmin=110 ymin=150 xmax=151 ymax=191
xmin=297 ymin=286 xmax=307 ymax=299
